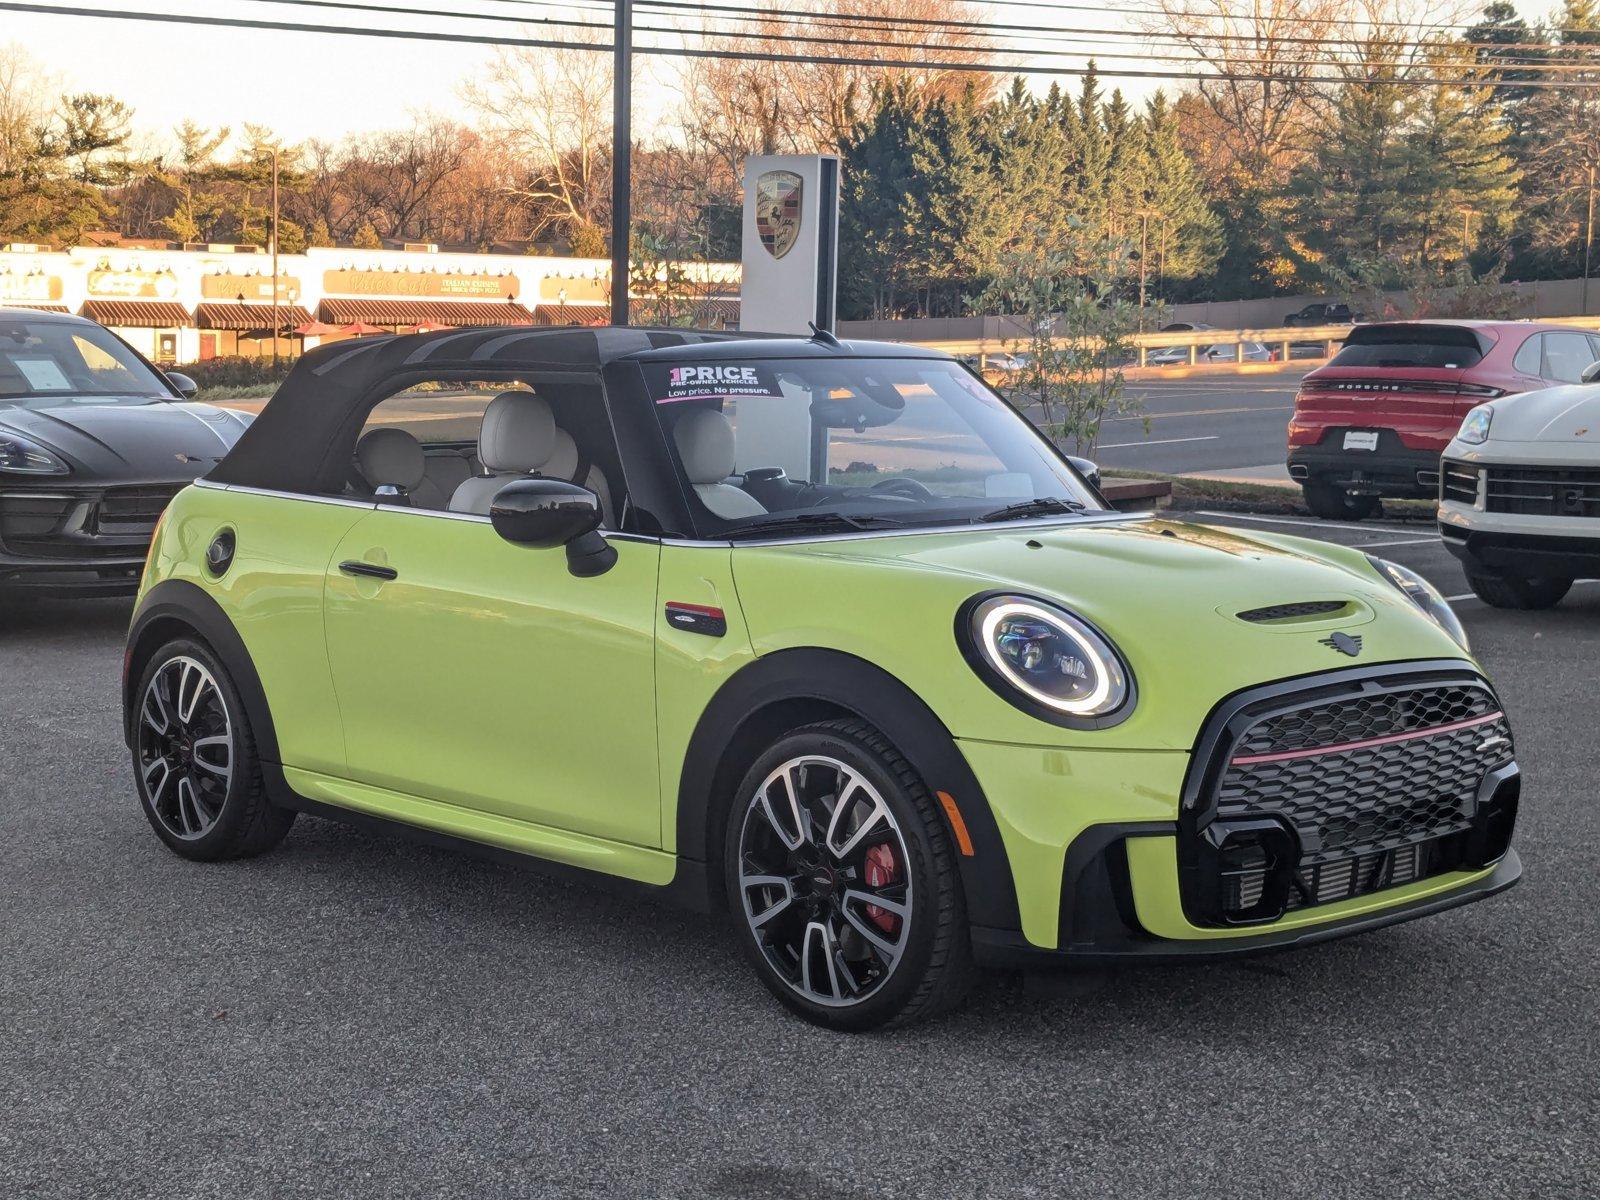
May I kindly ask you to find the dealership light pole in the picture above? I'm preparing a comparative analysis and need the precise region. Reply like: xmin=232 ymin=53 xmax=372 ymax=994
xmin=610 ymin=0 xmax=632 ymax=326
xmin=1585 ymin=162 xmax=1596 ymax=316
xmin=269 ymin=146 xmax=281 ymax=365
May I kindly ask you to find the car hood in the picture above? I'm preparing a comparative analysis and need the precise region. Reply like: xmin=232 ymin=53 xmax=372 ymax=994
xmin=730 ymin=516 xmax=1473 ymax=750
xmin=1474 ymin=385 xmax=1600 ymax=444
xmin=0 ymin=399 xmax=250 ymax=481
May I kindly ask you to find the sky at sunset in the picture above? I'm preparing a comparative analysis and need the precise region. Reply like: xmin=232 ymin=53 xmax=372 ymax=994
xmin=4 ymin=0 xmax=1559 ymax=149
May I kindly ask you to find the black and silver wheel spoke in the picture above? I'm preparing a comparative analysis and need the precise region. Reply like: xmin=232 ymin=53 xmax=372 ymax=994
xmin=135 ymin=656 xmax=233 ymax=842
xmin=737 ymin=754 xmax=913 ymax=1009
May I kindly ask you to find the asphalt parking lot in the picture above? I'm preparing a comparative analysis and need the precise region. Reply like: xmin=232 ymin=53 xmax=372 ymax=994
xmin=2 ymin=513 xmax=1597 ymax=1199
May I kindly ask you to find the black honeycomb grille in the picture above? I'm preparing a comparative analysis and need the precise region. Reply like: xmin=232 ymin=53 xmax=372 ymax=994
xmin=1234 ymin=684 xmax=1497 ymax=757
xmin=1200 ymin=677 xmax=1513 ymax=920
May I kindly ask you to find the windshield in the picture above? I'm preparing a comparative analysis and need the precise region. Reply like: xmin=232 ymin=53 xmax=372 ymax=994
xmin=0 ymin=319 xmax=173 ymax=406
xmin=643 ymin=356 xmax=1104 ymax=537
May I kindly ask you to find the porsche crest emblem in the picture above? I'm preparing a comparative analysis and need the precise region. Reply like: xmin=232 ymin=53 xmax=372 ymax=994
xmin=755 ymin=170 xmax=803 ymax=259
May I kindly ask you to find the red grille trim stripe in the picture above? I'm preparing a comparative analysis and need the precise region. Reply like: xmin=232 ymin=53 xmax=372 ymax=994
xmin=1230 ymin=711 xmax=1504 ymax=767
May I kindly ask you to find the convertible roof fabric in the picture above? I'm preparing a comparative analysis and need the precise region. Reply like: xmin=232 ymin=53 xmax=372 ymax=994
xmin=206 ymin=325 xmax=751 ymax=494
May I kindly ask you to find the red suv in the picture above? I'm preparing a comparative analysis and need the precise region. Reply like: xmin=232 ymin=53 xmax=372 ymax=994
xmin=1288 ymin=320 xmax=1600 ymax=519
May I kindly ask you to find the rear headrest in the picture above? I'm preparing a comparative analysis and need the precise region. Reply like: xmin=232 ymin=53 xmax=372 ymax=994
xmin=542 ymin=427 xmax=580 ymax=481
xmin=673 ymin=408 xmax=737 ymax=485
xmin=480 ymin=391 xmax=556 ymax=473
xmin=355 ymin=427 xmax=425 ymax=491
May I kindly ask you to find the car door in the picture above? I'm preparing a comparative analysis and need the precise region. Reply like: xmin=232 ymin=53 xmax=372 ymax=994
xmin=322 ymin=506 xmax=663 ymax=847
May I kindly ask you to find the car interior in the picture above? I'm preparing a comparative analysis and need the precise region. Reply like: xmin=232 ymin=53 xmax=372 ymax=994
xmin=346 ymin=376 xmax=621 ymax=527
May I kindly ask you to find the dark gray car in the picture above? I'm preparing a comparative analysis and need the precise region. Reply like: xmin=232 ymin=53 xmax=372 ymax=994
xmin=0 ymin=309 xmax=250 ymax=598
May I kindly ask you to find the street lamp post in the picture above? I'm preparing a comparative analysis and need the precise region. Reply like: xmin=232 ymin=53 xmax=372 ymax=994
xmin=269 ymin=147 xmax=280 ymax=365
xmin=610 ymin=0 xmax=632 ymax=327
xmin=1584 ymin=161 xmax=1596 ymax=316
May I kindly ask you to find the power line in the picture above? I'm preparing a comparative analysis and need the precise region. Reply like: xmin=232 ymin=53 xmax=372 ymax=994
xmin=242 ymin=0 xmax=1600 ymax=71
xmin=11 ymin=2 xmax=1600 ymax=88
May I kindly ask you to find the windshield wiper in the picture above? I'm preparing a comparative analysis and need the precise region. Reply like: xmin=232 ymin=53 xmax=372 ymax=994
xmin=725 ymin=511 xmax=907 ymax=540
xmin=975 ymin=497 xmax=1087 ymax=524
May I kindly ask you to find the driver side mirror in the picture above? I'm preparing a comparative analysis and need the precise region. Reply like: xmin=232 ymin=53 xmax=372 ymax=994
xmin=1066 ymin=455 xmax=1102 ymax=491
xmin=1583 ymin=361 xmax=1600 ymax=385
xmin=490 ymin=478 xmax=616 ymax=577
xmin=166 ymin=371 xmax=199 ymax=400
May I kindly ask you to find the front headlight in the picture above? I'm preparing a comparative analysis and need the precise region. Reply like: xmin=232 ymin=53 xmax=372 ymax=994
xmin=0 ymin=432 xmax=69 ymax=475
xmin=1366 ymin=555 xmax=1469 ymax=650
xmin=961 ymin=594 xmax=1133 ymax=726
xmin=1457 ymin=405 xmax=1492 ymax=445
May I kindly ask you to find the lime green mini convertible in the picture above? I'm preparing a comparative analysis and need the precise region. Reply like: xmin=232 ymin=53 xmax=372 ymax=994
xmin=124 ymin=327 xmax=1521 ymax=1029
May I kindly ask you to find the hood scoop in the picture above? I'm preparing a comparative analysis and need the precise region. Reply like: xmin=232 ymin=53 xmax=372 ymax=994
xmin=1237 ymin=600 xmax=1351 ymax=623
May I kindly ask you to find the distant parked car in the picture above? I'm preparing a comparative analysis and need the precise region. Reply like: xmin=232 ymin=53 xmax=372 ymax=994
xmin=1158 ymin=321 xmax=1214 ymax=333
xmin=1146 ymin=340 xmax=1273 ymax=366
xmin=1288 ymin=320 xmax=1600 ymax=520
xmin=1439 ymin=363 xmax=1600 ymax=609
xmin=0 ymin=308 xmax=247 ymax=600
xmin=1284 ymin=302 xmax=1362 ymax=327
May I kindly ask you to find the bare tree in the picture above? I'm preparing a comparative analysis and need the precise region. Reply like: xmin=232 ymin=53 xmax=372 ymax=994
xmin=462 ymin=41 xmax=612 ymax=246
xmin=0 ymin=43 xmax=50 ymax=177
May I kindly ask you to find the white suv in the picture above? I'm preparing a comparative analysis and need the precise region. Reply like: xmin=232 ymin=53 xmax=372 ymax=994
xmin=1439 ymin=365 xmax=1600 ymax=608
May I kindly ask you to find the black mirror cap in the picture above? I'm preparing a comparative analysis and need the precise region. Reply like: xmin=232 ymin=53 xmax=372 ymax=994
xmin=1066 ymin=455 xmax=1102 ymax=491
xmin=166 ymin=371 xmax=199 ymax=400
xmin=1582 ymin=360 xmax=1600 ymax=385
xmin=490 ymin=478 xmax=603 ymax=548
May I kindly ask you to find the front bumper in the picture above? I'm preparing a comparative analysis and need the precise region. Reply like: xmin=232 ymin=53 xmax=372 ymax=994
xmin=960 ymin=660 xmax=1522 ymax=967
xmin=0 ymin=550 xmax=146 ymax=596
xmin=1439 ymin=499 xmax=1600 ymax=580
xmin=1289 ymin=432 xmax=1441 ymax=497
xmin=0 ymin=481 xmax=180 ymax=596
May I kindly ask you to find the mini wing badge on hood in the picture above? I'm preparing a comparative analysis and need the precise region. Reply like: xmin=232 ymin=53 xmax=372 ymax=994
xmin=1319 ymin=631 xmax=1364 ymax=657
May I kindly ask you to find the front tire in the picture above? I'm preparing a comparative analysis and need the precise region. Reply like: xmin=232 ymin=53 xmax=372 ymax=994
xmin=723 ymin=719 xmax=975 ymax=1031
xmin=1303 ymin=483 xmax=1381 ymax=521
xmin=131 ymin=637 xmax=294 ymax=861
xmin=1466 ymin=572 xmax=1572 ymax=610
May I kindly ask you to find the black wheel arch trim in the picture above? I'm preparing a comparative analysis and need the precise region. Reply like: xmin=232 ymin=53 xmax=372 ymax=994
xmin=676 ymin=646 xmax=1024 ymax=932
xmin=123 ymin=579 xmax=282 ymax=767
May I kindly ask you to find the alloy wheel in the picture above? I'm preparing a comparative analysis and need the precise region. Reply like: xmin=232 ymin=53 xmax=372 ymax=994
xmin=736 ymin=754 xmax=913 ymax=1008
xmin=136 ymin=656 xmax=234 ymax=840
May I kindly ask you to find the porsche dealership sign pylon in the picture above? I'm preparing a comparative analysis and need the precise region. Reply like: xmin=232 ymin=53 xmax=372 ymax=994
xmin=739 ymin=154 xmax=840 ymax=335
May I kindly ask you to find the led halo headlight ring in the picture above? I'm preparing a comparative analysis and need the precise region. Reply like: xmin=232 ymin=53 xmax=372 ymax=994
xmin=957 ymin=593 xmax=1135 ymax=730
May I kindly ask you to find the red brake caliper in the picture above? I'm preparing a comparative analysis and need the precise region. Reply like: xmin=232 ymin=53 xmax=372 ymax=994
xmin=863 ymin=843 xmax=900 ymax=933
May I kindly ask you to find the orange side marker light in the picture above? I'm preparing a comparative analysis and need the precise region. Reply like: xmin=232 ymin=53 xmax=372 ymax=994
xmin=936 ymin=791 xmax=976 ymax=857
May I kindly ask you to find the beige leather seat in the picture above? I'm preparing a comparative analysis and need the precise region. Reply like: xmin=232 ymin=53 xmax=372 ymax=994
xmin=449 ymin=391 xmax=558 ymax=515
xmin=355 ymin=427 xmax=426 ymax=503
xmin=672 ymin=408 xmax=766 ymax=520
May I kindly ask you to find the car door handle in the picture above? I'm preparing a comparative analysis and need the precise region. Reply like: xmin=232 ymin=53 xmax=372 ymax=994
xmin=339 ymin=560 xmax=398 ymax=581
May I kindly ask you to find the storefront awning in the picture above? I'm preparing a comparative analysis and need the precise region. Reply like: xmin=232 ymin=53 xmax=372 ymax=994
xmin=318 ymin=298 xmax=534 ymax=327
xmin=196 ymin=302 xmax=314 ymax=331
xmin=534 ymin=304 xmax=608 ymax=327
xmin=81 ymin=300 xmax=191 ymax=328
xmin=5 ymin=303 xmax=70 ymax=314
xmin=693 ymin=298 xmax=741 ymax=326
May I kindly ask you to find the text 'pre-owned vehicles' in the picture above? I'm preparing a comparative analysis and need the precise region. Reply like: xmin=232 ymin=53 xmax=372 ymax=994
xmin=1440 ymin=363 xmax=1600 ymax=608
xmin=0 ymin=308 xmax=245 ymax=600
xmin=125 ymin=327 xmax=1522 ymax=1030
xmin=1288 ymin=320 xmax=1600 ymax=520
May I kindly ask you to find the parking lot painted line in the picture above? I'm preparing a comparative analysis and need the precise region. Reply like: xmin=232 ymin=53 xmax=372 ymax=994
xmin=1195 ymin=510 xmax=1420 ymax=536
xmin=1105 ymin=404 xmax=1294 ymax=422
xmin=1356 ymin=536 xmax=1443 ymax=548
xmin=1099 ymin=435 xmax=1220 ymax=449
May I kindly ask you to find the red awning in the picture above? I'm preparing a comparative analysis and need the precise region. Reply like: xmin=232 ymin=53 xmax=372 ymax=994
xmin=534 ymin=304 xmax=608 ymax=327
xmin=81 ymin=300 xmax=191 ymax=328
xmin=195 ymin=302 xmax=313 ymax=331
xmin=3 ymin=303 xmax=70 ymax=314
xmin=318 ymin=298 xmax=534 ymax=327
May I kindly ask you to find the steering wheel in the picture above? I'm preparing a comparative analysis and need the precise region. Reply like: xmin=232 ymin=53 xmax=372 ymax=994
xmin=868 ymin=477 xmax=936 ymax=501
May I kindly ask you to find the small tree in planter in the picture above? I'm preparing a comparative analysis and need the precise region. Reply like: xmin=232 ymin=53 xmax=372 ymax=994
xmin=975 ymin=221 xmax=1148 ymax=457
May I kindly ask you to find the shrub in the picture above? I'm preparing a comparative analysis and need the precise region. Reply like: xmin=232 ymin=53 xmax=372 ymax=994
xmin=176 ymin=356 xmax=297 ymax=390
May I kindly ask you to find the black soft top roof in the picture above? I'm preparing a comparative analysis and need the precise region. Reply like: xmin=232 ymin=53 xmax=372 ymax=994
xmin=207 ymin=324 xmax=953 ymax=493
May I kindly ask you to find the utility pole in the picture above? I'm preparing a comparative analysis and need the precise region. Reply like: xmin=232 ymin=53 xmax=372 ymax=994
xmin=1585 ymin=162 xmax=1596 ymax=316
xmin=1138 ymin=210 xmax=1149 ymax=330
xmin=269 ymin=147 xmax=280 ymax=365
xmin=610 ymin=0 xmax=632 ymax=326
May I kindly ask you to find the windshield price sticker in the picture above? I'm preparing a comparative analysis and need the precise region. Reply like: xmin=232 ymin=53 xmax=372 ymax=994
xmin=657 ymin=364 xmax=784 ymax=403
xmin=13 ymin=357 xmax=73 ymax=391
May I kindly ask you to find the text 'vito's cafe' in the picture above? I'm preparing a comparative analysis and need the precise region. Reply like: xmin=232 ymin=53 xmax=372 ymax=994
xmin=0 ymin=242 xmax=741 ymax=364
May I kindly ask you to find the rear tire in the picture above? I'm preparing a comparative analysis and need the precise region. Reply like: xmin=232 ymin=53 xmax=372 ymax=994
xmin=723 ymin=718 xmax=975 ymax=1031
xmin=1466 ymin=572 xmax=1572 ymax=610
xmin=131 ymin=636 xmax=295 ymax=861
xmin=1303 ymin=483 xmax=1381 ymax=521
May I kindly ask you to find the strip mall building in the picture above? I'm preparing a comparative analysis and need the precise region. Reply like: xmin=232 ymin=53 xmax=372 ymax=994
xmin=0 ymin=243 xmax=741 ymax=364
